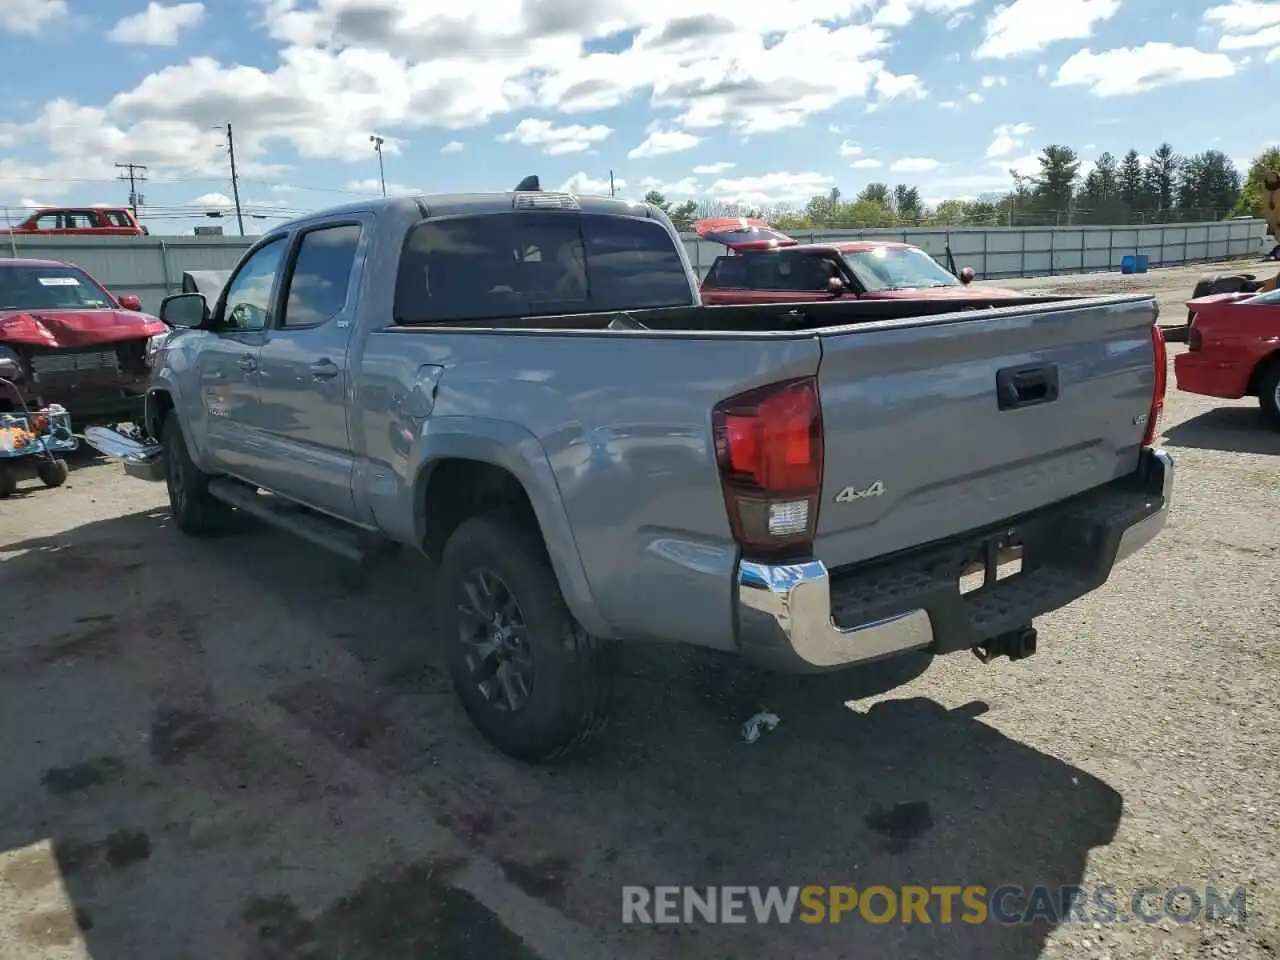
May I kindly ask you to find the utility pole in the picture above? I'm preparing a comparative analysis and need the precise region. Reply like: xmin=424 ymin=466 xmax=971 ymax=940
xmin=224 ymin=122 xmax=245 ymax=237
xmin=609 ymin=170 xmax=616 ymax=198
xmin=115 ymin=162 xmax=147 ymax=216
xmin=370 ymin=135 xmax=387 ymax=197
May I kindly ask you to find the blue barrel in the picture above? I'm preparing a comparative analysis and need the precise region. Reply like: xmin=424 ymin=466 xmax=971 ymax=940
xmin=1134 ymin=254 xmax=1150 ymax=273
xmin=1120 ymin=254 xmax=1136 ymax=274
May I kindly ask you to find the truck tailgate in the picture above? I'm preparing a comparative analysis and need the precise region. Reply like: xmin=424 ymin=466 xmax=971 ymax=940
xmin=814 ymin=296 xmax=1158 ymax=569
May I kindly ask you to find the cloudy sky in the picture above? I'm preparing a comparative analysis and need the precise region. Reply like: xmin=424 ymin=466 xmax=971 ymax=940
xmin=0 ymin=0 xmax=1274 ymax=232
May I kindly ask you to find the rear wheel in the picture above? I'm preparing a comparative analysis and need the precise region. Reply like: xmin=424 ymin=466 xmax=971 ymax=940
xmin=1256 ymin=361 xmax=1280 ymax=429
xmin=163 ymin=413 xmax=234 ymax=535
xmin=437 ymin=513 xmax=613 ymax=762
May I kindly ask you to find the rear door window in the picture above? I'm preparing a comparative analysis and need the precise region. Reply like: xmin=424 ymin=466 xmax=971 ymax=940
xmin=394 ymin=213 xmax=691 ymax=323
xmin=745 ymin=252 xmax=833 ymax=292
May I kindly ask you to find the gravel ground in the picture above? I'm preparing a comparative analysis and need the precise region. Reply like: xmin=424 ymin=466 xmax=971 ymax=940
xmin=0 ymin=261 xmax=1277 ymax=960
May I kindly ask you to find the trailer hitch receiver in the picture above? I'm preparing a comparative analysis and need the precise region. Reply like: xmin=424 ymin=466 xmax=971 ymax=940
xmin=973 ymin=625 xmax=1038 ymax=664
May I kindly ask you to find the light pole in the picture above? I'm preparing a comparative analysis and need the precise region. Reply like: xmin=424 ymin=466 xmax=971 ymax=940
xmin=370 ymin=135 xmax=386 ymax=197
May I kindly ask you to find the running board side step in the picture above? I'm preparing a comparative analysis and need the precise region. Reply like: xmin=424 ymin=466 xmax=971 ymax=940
xmin=206 ymin=479 xmax=397 ymax=567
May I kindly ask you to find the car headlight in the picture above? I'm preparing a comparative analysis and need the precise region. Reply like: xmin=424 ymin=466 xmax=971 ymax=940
xmin=145 ymin=332 xmax=171 ymax=364
xmin=0 ymin=345 xmax=22 ymax=382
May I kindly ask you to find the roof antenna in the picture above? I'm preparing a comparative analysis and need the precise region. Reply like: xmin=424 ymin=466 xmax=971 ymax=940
xmin=515 ymin=175 xmax=540 ymax=192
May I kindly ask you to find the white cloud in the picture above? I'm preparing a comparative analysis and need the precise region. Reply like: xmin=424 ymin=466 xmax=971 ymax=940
xmin=710 ymin=171 xmax=835 ymax=206
xmin=692 ymin=161 xmax=734 ymax=174
xmin=1205 ymin=0 xmax=1280 ymax=57
xmin=1036 ymin=63 xmax=1049 ymax=77
xmin=440 ymin=140 xmax=464 ymax=153
xmin=938 ymin=100 xmax=959 ymax=108
xmin=108 ymin=2 xmax=204 ymax=46
xmin=498 ymin=118 xmax=612 ymax=155
xmin=345 ymin=178 xmax=420 ymax=195
xmin=874 ymin=71 xmax=927 ymax=100
xmin=976 ymin=0 xmax=1120 ymax=58
xmin=558 ymin=172 xmax=624 ymax=195
xmin=871 ymin=0 xmax=979 ymax=28
xmin=891 ymin=157 xmax=941 ymax=172
xmin=1055 ymin=43 xmax=1236 ymax=96
xmin=627 ymin=129 xmax=701 ymax=159
xmin=851 ymin=158 xmax=883 ymax=169
xmin=0 ymin=0 xmax=65 ymax=33
xmin=966 ymin=91 xmax=983 ymax=103
xmin=639 ymin=175 xmax=701 ymax=196
xmin=192 ymin=192 xmax=234 ymax=206
xmin=839 ymin=140 xmax=863 ymax=156
xmin=986 ymin=121 xmax=1033 ymax=158
xmin=980 ymin=75 xmax=1006 ymax=88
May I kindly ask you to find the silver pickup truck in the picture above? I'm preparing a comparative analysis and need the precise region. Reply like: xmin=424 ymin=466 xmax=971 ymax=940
xmin=86 ymin=183 xmax=1174 ymax=762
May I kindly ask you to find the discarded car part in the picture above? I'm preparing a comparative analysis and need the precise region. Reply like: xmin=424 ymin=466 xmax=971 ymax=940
xmin=82 ymin=425 xmax=166 ymax=480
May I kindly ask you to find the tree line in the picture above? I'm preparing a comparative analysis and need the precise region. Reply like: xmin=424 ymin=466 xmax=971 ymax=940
xmin=642 ymin=146 xmax=1280 ymax=231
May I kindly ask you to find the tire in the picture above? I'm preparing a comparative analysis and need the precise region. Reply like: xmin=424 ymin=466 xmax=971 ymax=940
xmin=437 ymin=512 xmax=613 ymax=762
xmin=36 ymin=458 xmax=69 ymax=488
xmin=1256 ymin=360 xmax=1280 ymax=429
xmin=162 ymin=413 xmax=234 ymax=536
xmin=0 ymin=467 xmax=15 ymax=499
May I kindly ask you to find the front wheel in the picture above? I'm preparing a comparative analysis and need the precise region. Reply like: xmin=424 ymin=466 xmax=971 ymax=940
xmin=1257 ymin=361 xmax=1280 ymax=429
xmin=163 ymin=414 xmax=235 ymax=535
xmin=437 ymin=513 xmax=613 ymax=762
xmin=37 ymin=458 xmax=69 ymax=488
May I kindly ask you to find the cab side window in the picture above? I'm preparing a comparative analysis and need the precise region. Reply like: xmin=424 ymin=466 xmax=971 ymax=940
xmin=281 ymin=224 xmax=362 ymax=327
xmin=221 ymin=237 xmax=286 ymax=331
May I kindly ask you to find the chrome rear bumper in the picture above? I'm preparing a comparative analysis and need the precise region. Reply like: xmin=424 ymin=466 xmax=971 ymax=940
xmin=83 ymin=426 xmax=166 ymax=481
xmin=736 ymin=448 xmax=1174 ymax=672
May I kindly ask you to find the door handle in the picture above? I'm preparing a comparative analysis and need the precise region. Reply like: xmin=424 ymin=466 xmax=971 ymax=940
xmin=237 ymin=354 xmax=257 ymax=372
xmin=309 ymin=359 xmax=339 ymax=380
xmin=996 ymin=363 xmax=1059 ymax=410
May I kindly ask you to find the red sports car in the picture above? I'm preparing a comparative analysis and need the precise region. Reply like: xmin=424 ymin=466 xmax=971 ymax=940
xmin=1174 ymin=287 xmax=1280 ymax=426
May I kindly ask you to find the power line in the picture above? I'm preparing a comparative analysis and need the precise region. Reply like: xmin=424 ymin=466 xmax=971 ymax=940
xmin=114 ymin=162 xmax=147 ymax=215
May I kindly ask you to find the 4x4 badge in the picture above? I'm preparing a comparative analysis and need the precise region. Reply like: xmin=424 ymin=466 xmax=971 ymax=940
xmin=834 ymin=481 xmax=885 ymax=503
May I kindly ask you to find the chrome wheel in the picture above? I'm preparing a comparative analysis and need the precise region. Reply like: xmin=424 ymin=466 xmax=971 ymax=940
xmin=455 ymin=568 xmax=533 ymax=713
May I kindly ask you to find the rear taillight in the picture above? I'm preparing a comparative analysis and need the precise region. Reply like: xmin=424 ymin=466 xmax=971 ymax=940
xmin=1143 ymin=324 xmax=1167 ymax=447
xmin=712 ymin=377 xmax=823 ymax=556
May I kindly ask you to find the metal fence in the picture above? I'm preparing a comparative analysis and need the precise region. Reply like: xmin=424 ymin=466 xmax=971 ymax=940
xmin=0 ymin=217 xmax=1268 ymax=312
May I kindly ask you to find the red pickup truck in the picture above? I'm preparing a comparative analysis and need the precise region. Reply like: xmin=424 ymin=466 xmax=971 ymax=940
xmin=4 ymin=206 xmax=148 ymax=237
xmin=694 ymin=218 xmax=1025 ymax=304
xmin=1174 ymin=287 xmax=1280 ymax=426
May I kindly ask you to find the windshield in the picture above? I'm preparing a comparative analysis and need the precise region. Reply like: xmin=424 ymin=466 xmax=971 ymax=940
xmin=843 ymin=247 xmax=959 ymax=292
xmin=1240 ymin=288 xmax=1280 ymax=305
xmin=0 ymin=265 xmax=113 ymax=311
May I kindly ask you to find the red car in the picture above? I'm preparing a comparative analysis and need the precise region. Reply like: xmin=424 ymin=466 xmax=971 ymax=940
xmin=694 ymin=218 xmax=1026 ymax=304
xmin=3 ymin=206 xmax=148 ymax=237
xmin=1174 ymin=287 xmax=1280 ymax=426
xmin=0 ymin=259 xmax=168 ymax=424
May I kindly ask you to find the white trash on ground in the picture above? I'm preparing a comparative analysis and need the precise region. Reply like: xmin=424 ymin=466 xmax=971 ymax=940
xmin=741 ymin=711 xmax=780 ymax=743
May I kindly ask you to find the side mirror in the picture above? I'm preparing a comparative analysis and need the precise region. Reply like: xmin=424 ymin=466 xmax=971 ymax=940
xmin=827 ymin=276 xmax=845 ymax=297
xmin=117 ymin=293 xmax=143 ymax=311
xmin=0 ymin=354 xmax=20 ymax=380
xmin=159 ymin=292 xmax=210 ymax=329
xmin=960 ymin=266 xmax=976 ymax=285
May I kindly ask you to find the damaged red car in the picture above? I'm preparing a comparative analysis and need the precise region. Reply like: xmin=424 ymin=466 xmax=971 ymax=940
xmin=0 ymin=259 xmax=168 ymax=425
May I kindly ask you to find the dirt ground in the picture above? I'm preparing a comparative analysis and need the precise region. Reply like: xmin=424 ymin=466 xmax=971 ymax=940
xmin=1 ymin=259 xmax=1278 ymax=960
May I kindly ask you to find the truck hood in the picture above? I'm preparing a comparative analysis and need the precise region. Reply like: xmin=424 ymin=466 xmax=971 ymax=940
xmin=1187 ymin=291 xmax=1256 ymax=309
xmin=694 ymin=217 xmax=799 ymax=251
xmin=863 ymin=284 xmax=1026 ymax=300
xmin=0 ymin=307 xmax=167 ymax=348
